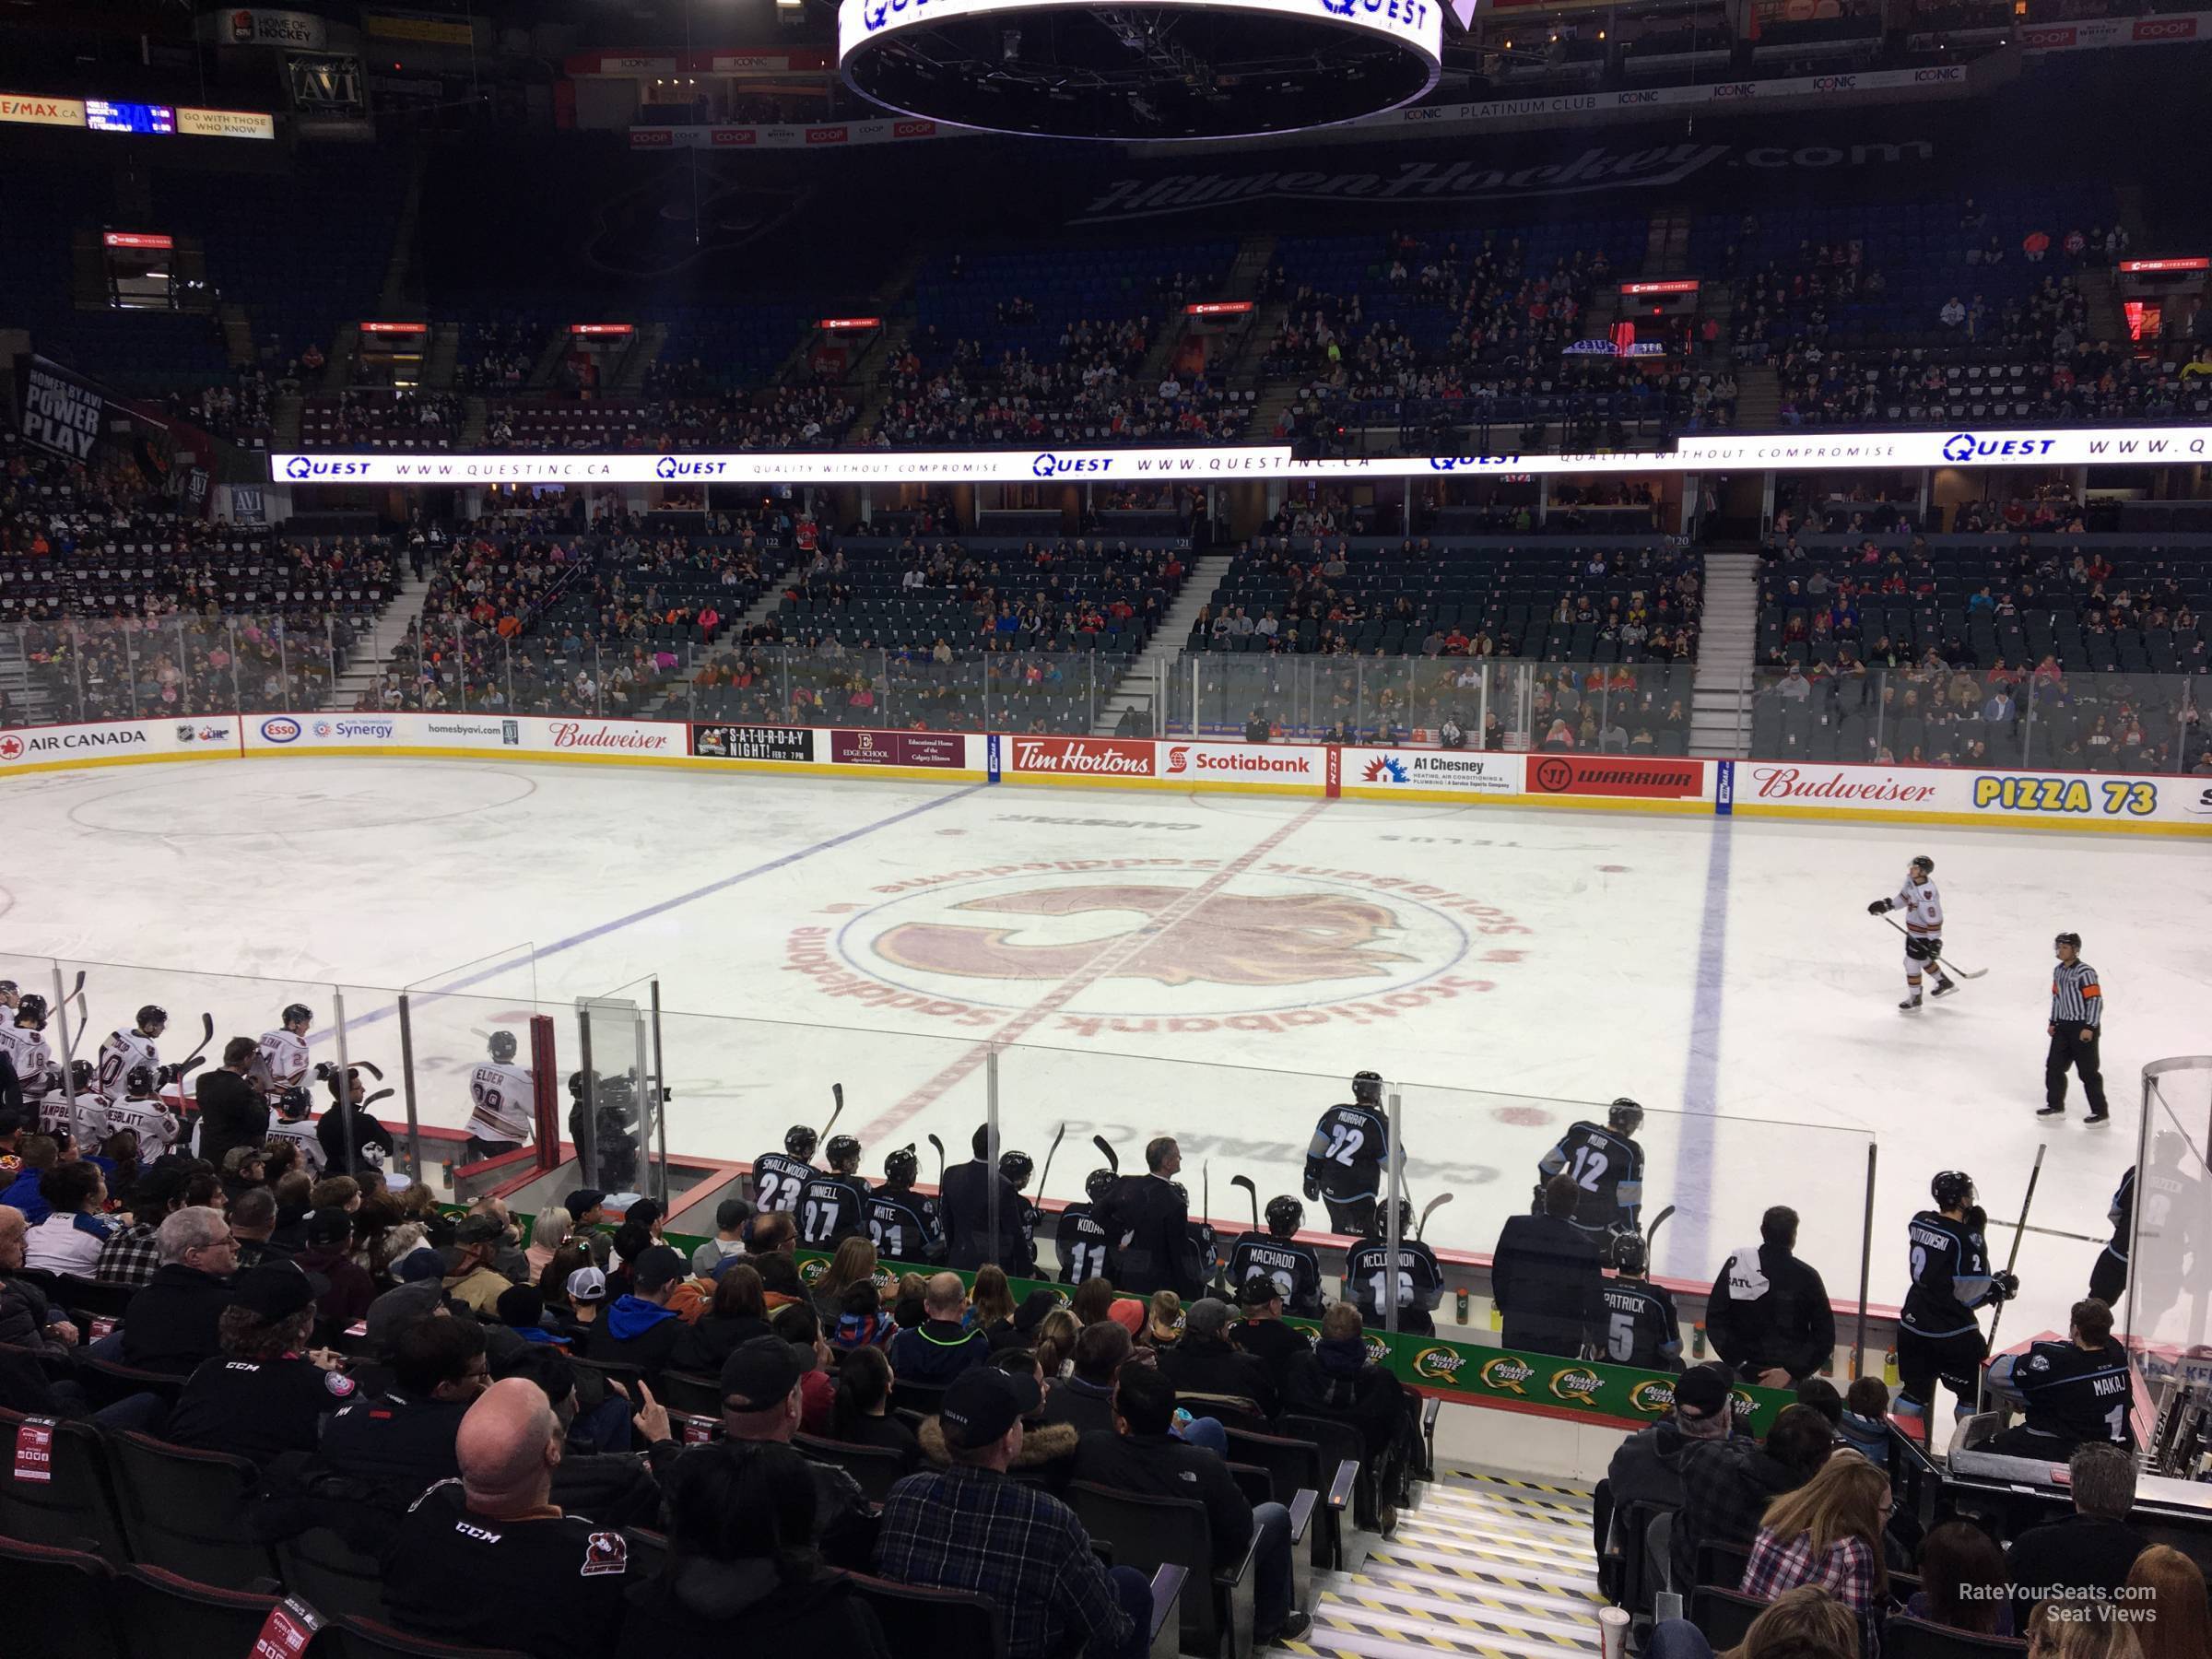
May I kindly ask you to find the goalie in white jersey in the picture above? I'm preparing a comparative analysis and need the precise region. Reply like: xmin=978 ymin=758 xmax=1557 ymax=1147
xmin=253 ymin=1003 xmax=315 ymax=1101
xmin=0 ymin=995 xmax=59 ymax=1132
xmin=106 ymin=1064 xmax=182 ymax=1159
xmin=98 ymin=1006 xmax=168 ymax=1107
xmin=1867 ymin=853 xmax=1958 ymax=1012
xmin=465 ymin=1030 xmax=535 ymax=1159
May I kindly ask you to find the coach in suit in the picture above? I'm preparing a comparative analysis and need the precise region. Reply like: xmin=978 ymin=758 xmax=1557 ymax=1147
xmin=940 ymin=1124 xmax=1030 ymax=1271
xmin=195 ymin=1038 xmax=270 ymax=1171
xmin=1096 ymin=1137 xmax=1201 ymax=1299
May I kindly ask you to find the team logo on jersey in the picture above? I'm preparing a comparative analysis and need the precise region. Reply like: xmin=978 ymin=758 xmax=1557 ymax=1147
xmin=1412 ymin=1346 xmax=1466 ymax=1384
xmin=580 ymin=1530 xmax=629 ymax=1577
xmin=1548 ymin=1366 xmax=1603 ymax=1406
xmin=1478 ymin=1356 xmax=1535 ymax=1394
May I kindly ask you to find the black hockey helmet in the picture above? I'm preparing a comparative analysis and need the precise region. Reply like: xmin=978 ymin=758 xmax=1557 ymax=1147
xmin=2055 ymin=931 xmax=2082 ymax=951
xmin=125 ymin=1063 xmax=158 ymax=1099
xmin=1265 ymin=1194 xmax=1305 ymax=1239
xmin=568 ymin=1069 xmax=596 ymax=1100
xmin=277 ymin=1086 xmax=312 ymax=1121
xmin=0 ymin=980 xmax=15 ymax=997
xmin=1085 ymin=1168 xmax=1116 ymax=1204
xmin=785 ymin=1124 xmax=818 ymax=1160
xmin=14 ymin=994 xmax=47 ymax=1028
xmin=69 ymin=1059 xmax=95 ymax=1096
xmin=136 ymin=1005 xmax=168 ymax=1033
xmin=1000 ymin=1149 xmax=1033 ymax=1190
xmin=827 ymin=1135 xmax=862 ymax=1172
xmin=1608 ymin=1097 xmax=1645 ymax=1135
xmin=1909 ymin=854 xmax=1935 ymax=877
xmin=1610 ymin=1229 xmax=1649 ymax=1276
xmin=1931 ymin=1170 xmax=1976 ymax=1211
xmin=1368 ymin=1198 xmax=1415 ymax=1238
xmin=883 ymin=1144 xmax=919 ymax=1186
xmin=1350 ymin=1069 xmax=1383 ymax=1105
xmin=488 ymin=1030 xmax=519 ymax=1065
xmin=282 ymin=1002 xmax=313 ymax=1029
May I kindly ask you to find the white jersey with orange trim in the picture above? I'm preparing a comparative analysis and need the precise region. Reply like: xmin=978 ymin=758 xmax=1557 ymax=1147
xmin=465 ymin=1061 xmax=536 ymax=1145
xmin=1888 ymin=877 xmax=1944 ymax=936
xmin=267 ymin=1113 xmax=326 ymax=1176
xmin=255 ymin=1027 xmax=311 ymax=1098
xmin=97 ymin=1029 xmax=161 ymax=1105
xmin=0 ymin=1026 xmax=55 ymax=1113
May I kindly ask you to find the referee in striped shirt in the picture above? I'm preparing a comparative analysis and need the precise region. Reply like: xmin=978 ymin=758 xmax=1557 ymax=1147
xmin=2040 ymin=931 xmax=2110 ymax=1124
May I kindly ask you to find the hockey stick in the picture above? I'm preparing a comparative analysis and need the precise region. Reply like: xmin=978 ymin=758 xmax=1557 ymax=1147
xmin=1416 ymin=1192 xmax=1454 ymax=1240
xmin=1231 ymin=1173 xmax=1261 ymax=1230
xmin=361 ymin=1088 xmax=394 ymax=1108
xmin=818 ymin=1082 xmax=844 ymax=1145
xmin=1979 ymin=1144 xmax=2046 ymax=1413
xmin=1092 ymin=1134 xmax=1120 ymax=1175
xmin=1035 ymin=1122 xmax=1066 ymax=1202
xmin=1877 ymin=913 xmax=1989 ymax=980
xmin=58 ymin=971 xmax=88 ymax=1065
xmin=926 ymin=1133 xmax=946 ymax=1183
xmin=171 ymin=1013 xmax=216 ymax=1077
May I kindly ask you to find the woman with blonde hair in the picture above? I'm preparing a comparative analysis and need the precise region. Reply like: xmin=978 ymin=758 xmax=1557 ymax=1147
xmin=2122 ymin=1546 xmax=2209 ymax=1659
xmin=2024 ymin=1597 xmax=2146 ymax=1659
xmin=1738 ymin=1450 xmax=1890 ymax=1618
xmin=525 ymin=1204 xmax=572 ymax=1278
xmin=1034 ymin=1307 xmax=1080 ymax=1380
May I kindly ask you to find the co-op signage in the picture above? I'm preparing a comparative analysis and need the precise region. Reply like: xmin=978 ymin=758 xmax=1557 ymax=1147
xmin=270 ymin=420 xmax=2212 ymax=488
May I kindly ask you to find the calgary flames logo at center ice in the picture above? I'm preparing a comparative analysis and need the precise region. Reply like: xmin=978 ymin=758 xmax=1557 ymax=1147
xmin=875 ymin=884 xmax=1413 ymax=988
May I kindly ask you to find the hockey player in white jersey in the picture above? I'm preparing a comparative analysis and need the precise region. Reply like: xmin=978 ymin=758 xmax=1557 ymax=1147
xmin=0 ymin=995 xmax=58 ymax=1134
xmin=1867 ymin=854 xmax=1958 ymax=1011
xmin=266 ymin=1086 xmax=326 ymax=1176
xmin=106 ymin=1065 xmax=182 ymax=1159
xmin=98 ymin=1006 xmax=167 ymax=1106
xmin=254 ymin=1004 xmax=314 ymax=1100
xmin=465 ymin=1030 xmax=535 ymax=1159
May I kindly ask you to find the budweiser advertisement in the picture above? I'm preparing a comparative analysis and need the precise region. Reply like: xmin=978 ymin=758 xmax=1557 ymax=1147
xmin=1736 ymin=761 xmax=2208 ymax=830
xmin=1525 ymin=754 xmax=1706 ymax=800
xmin=1006 ymin=737 xmax=1157 ymax=778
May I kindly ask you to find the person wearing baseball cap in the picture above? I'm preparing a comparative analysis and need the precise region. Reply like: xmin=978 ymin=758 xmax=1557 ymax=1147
xmin=1606 ymin=1360 xmax=1741 ymax=1532
xmin=443 ymin=1213 xmax=515 ymax=1317
xmin=164 ymin=1259 xmax=357 ymax=1466
xmin=875 ymin=1365 xmax=1154 ymax=1659
xmin=695 ymin=1336 xmax=875 ymax=1561
xmin=586 ymin=1242 xmax=688 ymax=1383
xmin=564 ymin=1189 xmax=607 ymax=1228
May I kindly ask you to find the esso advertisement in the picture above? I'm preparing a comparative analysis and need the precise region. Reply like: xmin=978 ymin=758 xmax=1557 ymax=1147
xmin=1344 ymin=748 xmax=1523 ymax=794
xmin=0 ymin=716 xmax=235 ymax=772
xmin=1158 ymin=741 xmax=1324 ymax=784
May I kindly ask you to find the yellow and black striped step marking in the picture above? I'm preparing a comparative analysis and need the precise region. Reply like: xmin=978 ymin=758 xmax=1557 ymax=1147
xmin=1340 ymin=1573 xmax=1603 ymax=1628
xmin=1446 ymin=1470 xmax=1594 ymax=1500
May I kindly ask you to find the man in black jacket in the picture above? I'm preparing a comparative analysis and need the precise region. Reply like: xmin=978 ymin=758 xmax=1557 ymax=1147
xmin=1072 ymin=1359 xmax=1308 ymax=1646
xmin=1041 ymin=1320 xmax=1130 ymax=1437
xmin=1159 ymin=1296 xmax=1278 ymax=1418
xmin=1705 ymin=1206 xmax=1837 ymax=1386
xmin=194 ymin=1039 xmax=268 ymax=1171
xmin=1228 ymin=1277 xmax=1310 ymax=1387
xmin=308 ymin=1315 xmax=492 ymax=1535
xmin=1489 ymin=1174 xmax=1605 ymax=1357
xmin=940 ymin=1124 xmax=1030 ymax=1271
xmin=1095 ymin=1136 xmax=1200 ymax=1298
xmin=2005 ymin=1443 xmax=2148 ymax=1611
xmin=120 ymin=1206 xmax=241 ymax=1373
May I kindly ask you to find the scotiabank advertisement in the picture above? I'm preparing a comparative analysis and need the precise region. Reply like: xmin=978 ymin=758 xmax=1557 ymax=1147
xmin=1002 ymin=735 xmax=1325 ymax=792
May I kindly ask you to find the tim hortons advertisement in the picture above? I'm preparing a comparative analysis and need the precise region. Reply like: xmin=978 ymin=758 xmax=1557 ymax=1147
xmin=1005 ymin=736 xmax=1158 ymax=779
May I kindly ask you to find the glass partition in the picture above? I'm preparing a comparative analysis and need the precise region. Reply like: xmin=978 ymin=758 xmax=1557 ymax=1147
xmin=1747 ymin=664 xmax=2207 ymax=772
xmin=2126 ymin=1058 xmax=2212 ymax=1383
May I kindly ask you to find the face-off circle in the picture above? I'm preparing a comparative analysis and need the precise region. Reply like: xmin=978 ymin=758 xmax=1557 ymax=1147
xmin=836 ymin=0 xmax=1443 ymax=141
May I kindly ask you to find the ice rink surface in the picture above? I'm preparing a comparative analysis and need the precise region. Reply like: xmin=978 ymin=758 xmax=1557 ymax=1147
xmin=6 ymin=755 xmax=2206 ymax=1355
